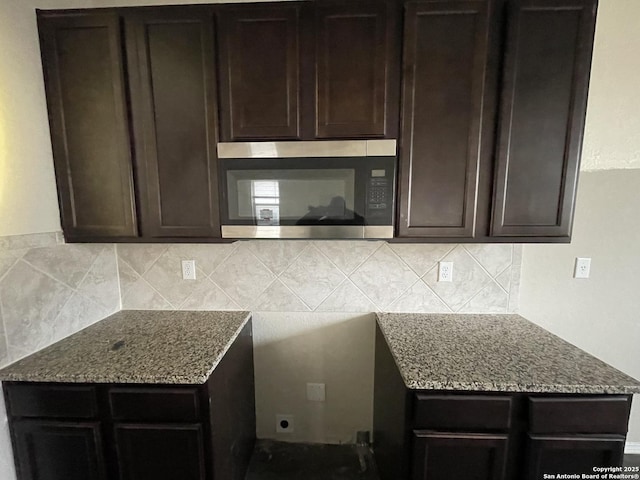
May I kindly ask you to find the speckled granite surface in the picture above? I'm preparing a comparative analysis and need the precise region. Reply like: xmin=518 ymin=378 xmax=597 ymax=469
xmin=0 ymin=310 xmax=251 ymax=384
xmin=376 ymin=313 xmax=640 ymax=394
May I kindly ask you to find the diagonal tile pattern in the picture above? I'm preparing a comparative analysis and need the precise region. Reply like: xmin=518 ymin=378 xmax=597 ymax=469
xmin=350 ymin=244 xmax=418 ymax=309
xmin=0 ymin=240 xmax=120 ymax=363
xmin=280 ymin=245 xmax=346 ymax=310
xmin=115 ymin=240 xmax=521 ymax=314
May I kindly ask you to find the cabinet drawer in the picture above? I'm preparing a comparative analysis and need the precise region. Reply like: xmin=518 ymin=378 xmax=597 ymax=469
xmin=109 ymin=387 xmax=201 ymax=422
xmin=414 ymin=394 xmax=512 ymax=431
xmin=5 ymin=384 xmax=98 ymax=419
xmin=529 ymin=397 xmax=631 ymax=435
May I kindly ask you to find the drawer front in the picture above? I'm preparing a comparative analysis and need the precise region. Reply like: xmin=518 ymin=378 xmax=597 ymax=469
xmin=5 ymin=384 xmax=98 ymax=419
xmin=529 ymin=396 xmax=631 ymax=435
xmin=109 ymin=387 xmax=201 ymax=422
xmin=414 ymin=394 xmax=512 ymax=431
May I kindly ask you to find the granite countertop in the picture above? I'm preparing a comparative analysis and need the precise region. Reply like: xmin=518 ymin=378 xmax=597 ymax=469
xmin=376 ymin=313 xmax=640 ymax=394
xmin=0 ymin=310 xmax=251 ymax=384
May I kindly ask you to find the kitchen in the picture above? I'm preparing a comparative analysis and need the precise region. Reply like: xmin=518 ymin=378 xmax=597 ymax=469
xmin=0 ymin=0 xmax=639 ymax=479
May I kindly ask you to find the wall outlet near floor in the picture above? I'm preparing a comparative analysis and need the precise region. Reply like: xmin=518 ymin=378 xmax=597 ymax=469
xmin=574 ymin=257 xmax=591 ymax=279
xmin=306 ymin=383 xmax=326 ymax=402
xmin=276 ymin=414 xmax=294 ymax=433
xmin=438 ymin=261 xmax=454 ymax=282
xmin=181 ymin=260 xmax=196 ymax=280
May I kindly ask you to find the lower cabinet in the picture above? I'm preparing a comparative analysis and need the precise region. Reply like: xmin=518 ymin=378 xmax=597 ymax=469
xmin=12 ymin=420 xmax=106 ymax=480
xmin=115 ymin=424 xmax=206 ymax=480
xmin=373 ymin=327 xmax=633 ymax=480
xmin=412 ymin=432 xmax=508 ymax=480
xmin=525 ymin=435 xmax=626 ymax=479
xmin=3 ymin=321 xmax=255 ymax=480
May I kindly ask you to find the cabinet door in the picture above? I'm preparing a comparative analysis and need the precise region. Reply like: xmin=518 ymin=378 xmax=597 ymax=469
xmin=412 ymin=432 xmax=508 ymax=480
xmin=525 ymin=435 xmax=625 ymax=479
xmin=397 ymin=1 xmax=497 ymax=238
xmin=314 ymin=1 xmax=399 ymax=139
xmin=217 ymin=5 xmax=301 ymax=140
xmin=12 ymin=420 xmax=106 ymax=480
xmin=115 ymin=424 xmax=206 ymax=480
xmin=38 ymin=13 xmax=137 ymax=240
xmin=126 ymin=10 xmax=221 ymax=238
xmin=491 ymin=0 xmax=597 ymax=237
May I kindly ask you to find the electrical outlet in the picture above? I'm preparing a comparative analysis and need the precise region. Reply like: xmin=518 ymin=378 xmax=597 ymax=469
xmin=276 ymin=414 xmax=294 ymax=433
xmin=574 ymin=257 xmax=591 ymax=279
xmin=438 ymin=261 xmax=453 ymax=282
xmin=181 ymin=260 xmax=196 ymax=280
xmin=306 ymin=383 xmax=326 ymax=402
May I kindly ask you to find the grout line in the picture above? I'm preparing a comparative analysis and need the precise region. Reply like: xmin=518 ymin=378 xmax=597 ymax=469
xmin=493 ymin=263 xmax=512 ymax=296
xmin=122 ymin=276 xmax=176 ymax=311
xmin=461 ymin=244 xmax=499 ymax=280
xmin=341 ymin=278 xmax=382 ymax=313
xmin=21 ymin=257 xmax=83 ymax=292
xmin=135 ymin=244 xmax=169 ymax=278
xmin=206 ymin=242 xmax=240 ymax=279
xmin=72 ymin=245 xmax=105 ymax=295
xmin=0 ymin=286 xmax=10 ymax=366
xmin=114 ymin=244 xmax=123 ymax=311
xmin=421 ymin=280 xmax=454 ymax=314
xmin=388 ymin=243 xmax=456 ymax=279
xmin=0 ymin=255 xmax=21 ymax=284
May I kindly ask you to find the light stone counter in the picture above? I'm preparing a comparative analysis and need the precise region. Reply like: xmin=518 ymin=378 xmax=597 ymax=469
xmin=0 ymin=310 xmax=251 ymax=384
xmin=376 ymin=313 xmax=640 ymax=394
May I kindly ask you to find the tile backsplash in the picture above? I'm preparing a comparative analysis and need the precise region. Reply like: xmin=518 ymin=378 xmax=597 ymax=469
xmin=117 ymin=241 xmax=522 ymax=314
xmin=0 ymin=233 xmax=120 ymax=367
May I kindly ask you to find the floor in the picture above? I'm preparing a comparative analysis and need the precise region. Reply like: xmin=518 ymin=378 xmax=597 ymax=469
xmin=245 ymin=440 xmax=378 ymax=480
xmin=245 ymin=441 xmax=640 ymax=479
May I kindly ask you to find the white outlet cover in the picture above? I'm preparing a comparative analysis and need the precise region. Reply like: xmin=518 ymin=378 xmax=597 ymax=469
xmin=574 ymin=257 xmax=591 ymax=279
xmin=181 ymin=260 xmax=196 ymax=280
xmin=306 ymin=383 xmax=326 ymax=402
xmin=276 ymin=414 xmax=294 ymax=433
xmin=438 ymin=261 xmax=453 ymax=282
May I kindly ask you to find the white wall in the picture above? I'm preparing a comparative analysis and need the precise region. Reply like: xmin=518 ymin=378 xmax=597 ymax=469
xmin=581 ymin=0 xmax=640 ymax=171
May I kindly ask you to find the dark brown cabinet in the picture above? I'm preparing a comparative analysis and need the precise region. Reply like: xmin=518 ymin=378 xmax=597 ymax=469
xmin=126 ymin=10 xmax=221 ymax=238
xmin=397 ymin=0 xmax=498 ymax=238
xmin=397 ymin=0 xmax=598 ymax=241
xmin=38 ymin=0 xmax=598 ymax=243
xmin=216 ymin=1 xmax=399 ymax=141
xmin=12 ymin=420 xmax=106 ymax=480
xmin=38 ymin=13 xmax=137 ymax=240
xmin=115 ymin=424 xmax=206 ymax=480
xmin=373 ymin=326 xmax=632 ymax=480
xmin=491 ymin=0 xmax=597 ymax=237
xmin=3 ymin=320 xmax=255 ymax=480
xmin=525 ymin=435 xmax=626 ymax=479
xmin=217 ymin=4 xmax=302 ymax=140
xmin=412 ymin=432 xmax=509 ymax=480
xmin=314 ymin=1 xmax=399 ymax=139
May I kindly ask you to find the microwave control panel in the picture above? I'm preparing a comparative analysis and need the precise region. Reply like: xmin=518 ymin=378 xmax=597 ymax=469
xmin=366 ymin=169 xmax=392 ymax=220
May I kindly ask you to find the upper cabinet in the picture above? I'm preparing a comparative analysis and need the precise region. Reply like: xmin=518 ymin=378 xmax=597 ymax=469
xmin=314 ymin=1 xmax=400 ymax=138
xmin=397 ymin=0 xmax=498 ymax=238
xmin=125 ymin=9 xmax=221 ymax=238
xmin=216 ymin=0 xmax=400 ymax=141
xmin=39 ymin=13 xmax=138 ymax=240
xmin=37 ymin=0 xmax=598 ymax=243
xmin=217 ymin=4 xmax=302 ymax=140
xmin=396 ymin=0 xmax=597 ymax=240
xmin=491 ymin=0 xmax=597 ymax=237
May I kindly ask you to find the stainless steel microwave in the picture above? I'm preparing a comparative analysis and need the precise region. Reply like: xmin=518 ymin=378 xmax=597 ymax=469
xmin=217 ymin=140 xmax=397 ymax=239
